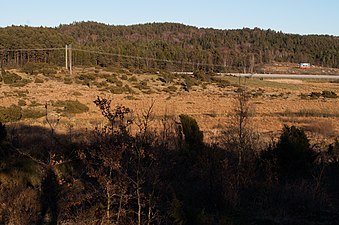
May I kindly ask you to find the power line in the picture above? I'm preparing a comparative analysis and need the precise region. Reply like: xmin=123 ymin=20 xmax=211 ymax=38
xmin=0 ymin=47 xmax=241 ymax=70
xmin=0 ymin=48 xmax=65 ymax=52
xmin=72 ymin=48 xmax=230 ymax=68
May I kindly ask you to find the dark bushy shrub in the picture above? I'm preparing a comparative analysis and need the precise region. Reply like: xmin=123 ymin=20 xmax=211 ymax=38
xmin=270 ymin=125 xmax=317 ymax=182
xmin=309 ymin=92 xmax=321 ymax=99
xmin=328 ymin=139 xmax=339 ymax=161
xmin=321 ymin=90 xmax=337 ymax=98
xmin=179 ymin=114 xmax=203 ymax=150
xmin=0 ymin=122 xmax=6 ymax=142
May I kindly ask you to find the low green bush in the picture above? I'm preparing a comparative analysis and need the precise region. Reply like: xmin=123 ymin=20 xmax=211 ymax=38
xmin=53 ymin=100 xmax=89 ymax=114
xmin=29 ymin=101 xmax=42 ymax=107
xmin=11 ymin=78 xmax=31 ymax=87
xmin=124 ymin=95 xmax=139 ymax=100
xmin=184 ymin=76 xmax=201 ymax=89
xmin=2 ymin=71 xmax=22 ymax=84
xmin=193 ymin=70 xmax=212 ymax=82
xmin=34 ymin=77 xmax=44 ymax=83
xmin=134 ymin=80 xmax=150 ymax=90
xmin=321 ymin=90 xmax=337 ymax=98
xmin=15 ymin=90 xmax=28 ymax=97
xmin=108 ymin=86 xmax=124 ymax=94
xmin=120 ymin=74 xmax=128 ymax=80
xmin=21 ymin=63 xmax=58 ymax=76
xmin=0 ymin=69 xmax=3 ymax=82
xmin=21 ymin=63 xmax=38 ymax=75
xmin=141 ymin=89 xmax=156 ymax=94
xmin=108 ymin=85 xmax=134 ymax=94
xmin=64 ymin=77 xmax=73 ymax=84
xmin=78 ymin=73 xmax=96 ymax=81
xmin=300 ymin=93 xmax=308 ymax=99
xmin=22 ymin=109 xmax=45 ymax=119
xmin=302 ymin=91 xmax=338 ymax=99
xmin=123 ymin=84 xmax=135 ymax=94
xmin=309 ymin=92 xmax=321 ymax=99
xmin=94 ymin=81 xmax=108 ymax=88
xmin=163 ymin=85 xmax=178 ymax=93
xmin=211 ymin=77 xmax=231 ymax=88
xmin=18 ymin=99 xmax=26 ymax=106
xmin=128 ymin=76 xmax=138 ymax=82
xmin=106 ymin=75 xmax=123 ymax=86
xmin=0 ymin=105 xmax=22 ymax=122
xmin=158 ymin=73 xmax=176 ymax=83
xmin=41 ymin=68 xmax=57 ymax=76
xmin=72 ymin=91 xmax=83 ymax=96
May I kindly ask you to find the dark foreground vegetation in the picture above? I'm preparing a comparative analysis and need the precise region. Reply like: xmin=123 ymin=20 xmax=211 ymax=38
xmin=1 ymin=22 xmax=339 ymax=71
xmin=1 ymin=95 xmax=339 ymax=225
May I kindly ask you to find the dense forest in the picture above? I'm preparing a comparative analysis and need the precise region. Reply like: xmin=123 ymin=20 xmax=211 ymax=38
xmin=1 ymin=22 xmax=339 ymax=71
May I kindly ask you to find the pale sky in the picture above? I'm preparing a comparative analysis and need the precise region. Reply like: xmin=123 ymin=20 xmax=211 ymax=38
xmin=1 ymin=0 xmax=338 ymax=35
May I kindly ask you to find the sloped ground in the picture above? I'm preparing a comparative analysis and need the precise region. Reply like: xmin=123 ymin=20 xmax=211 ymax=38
xmin=1 ymin=66 xmax=338 ymax=146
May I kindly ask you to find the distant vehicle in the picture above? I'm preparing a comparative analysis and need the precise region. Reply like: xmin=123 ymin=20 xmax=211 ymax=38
xmin=299 ymin=63 xmax=311 ymax=69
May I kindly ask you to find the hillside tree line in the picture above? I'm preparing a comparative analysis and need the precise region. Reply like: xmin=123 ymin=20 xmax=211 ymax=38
xmin=1 ymin=22 xmax=339 ymax=71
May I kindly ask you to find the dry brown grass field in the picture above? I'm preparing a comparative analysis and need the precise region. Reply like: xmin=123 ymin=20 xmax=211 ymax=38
xmin=1 ymin=66 xmax=339 ymax=147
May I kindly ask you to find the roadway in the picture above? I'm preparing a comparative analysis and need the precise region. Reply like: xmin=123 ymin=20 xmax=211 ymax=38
xmin=222 ymin=73 xmax=339 ymax=79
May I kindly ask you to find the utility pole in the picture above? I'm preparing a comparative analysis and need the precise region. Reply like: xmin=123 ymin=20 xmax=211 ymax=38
xmin=69 ymin=44 xmax=72 ymax=75
xmin=0 ymin=50 xmax=3 ymax=68
xmin=65 ymin=45 xmax=68 ymax=71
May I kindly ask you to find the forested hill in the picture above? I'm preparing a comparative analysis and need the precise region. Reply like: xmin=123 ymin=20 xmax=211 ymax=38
xmin=0 ymin=26 xmax=73 ymax=49
xmin=1 ymin=22 xmax=339 ymax=70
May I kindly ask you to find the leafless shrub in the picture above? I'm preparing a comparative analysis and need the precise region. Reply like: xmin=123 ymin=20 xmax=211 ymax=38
xmin=0 ymin=185 xmax=39 ymax=225
xmin=218 ymin=87 xmax=261 ymax=207
xmin=304 ymin=120 xmax=336 ymax=137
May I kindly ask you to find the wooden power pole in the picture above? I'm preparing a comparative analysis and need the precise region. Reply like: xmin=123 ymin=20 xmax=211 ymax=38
xmin=69 ymin=44 xmax=72 ymax=75
xmin=65 ymin=45 xmax=68 ymax=71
